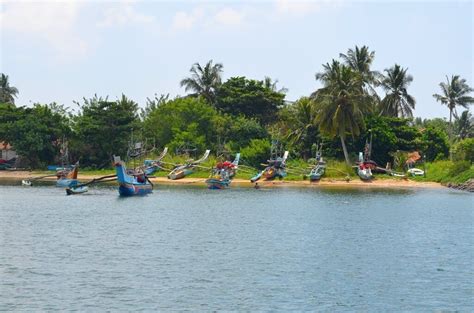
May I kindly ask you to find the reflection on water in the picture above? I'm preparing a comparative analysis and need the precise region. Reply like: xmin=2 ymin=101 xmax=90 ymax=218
xmin=0 ymin=184 xmax=472 ymax=311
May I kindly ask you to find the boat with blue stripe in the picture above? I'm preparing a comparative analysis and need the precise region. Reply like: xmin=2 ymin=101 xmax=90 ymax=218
xmin=114 ymin=156 xmax=153 ymax=196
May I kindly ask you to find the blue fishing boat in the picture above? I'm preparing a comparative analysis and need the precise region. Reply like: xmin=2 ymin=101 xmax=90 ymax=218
xmin=114 ymin=156 xmax=153 ymax=196
xmin=206 ymin=153 xmax=240 ymax=189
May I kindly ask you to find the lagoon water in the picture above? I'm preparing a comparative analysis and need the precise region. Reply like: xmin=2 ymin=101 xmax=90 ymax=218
xmin=0 ymin=184 xmax=472 ymax=311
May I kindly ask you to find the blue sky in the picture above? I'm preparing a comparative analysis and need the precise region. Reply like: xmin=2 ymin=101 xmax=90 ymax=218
xmin=1 ymin=0 xmax=472 ymax=118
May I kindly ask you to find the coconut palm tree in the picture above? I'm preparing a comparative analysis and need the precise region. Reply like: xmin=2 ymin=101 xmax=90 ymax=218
xmin=0 ymin=73 xmax=19 ymax=105
xmin=283 ymin=97 xmax=318 ymax=159
xmin=263 ymin=76 xmax=288 ymax=94
xmin=180 ymin=60 xmax=223 ymax=105
xmin=454 ymin=110 xmax=473 ymax=140
xmin=340 ymin=45 xmax=380 ymax=93
xmin=379 ymin=64 xmax=416 ymax=118
xmin=433 ymin=75 xmax=474 ymax=140
xmin=313 ymin=60 xmax=372 ymax=165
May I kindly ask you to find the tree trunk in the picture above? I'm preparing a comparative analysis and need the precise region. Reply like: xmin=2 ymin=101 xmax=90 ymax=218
xmin=449 ymin=108 xmax=453 ymax=141
xmin=340 ymin=135 xmax=350 ymax=165
xmin=449 ymin=108 xmax=453 ymax=161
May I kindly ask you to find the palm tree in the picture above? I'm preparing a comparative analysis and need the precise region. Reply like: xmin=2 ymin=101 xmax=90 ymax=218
xmin=454 ymin=110 xmax=473 ymax=140
xmin=0 ymin=73 xmax=19 ymax=105
xmin=284 ymin=97 xmax=318 ymax=159
xmin=313 ymin=60 xmax=372 ymax=165
xmin=379 ymin=64 xmax=416 ymax=118
xmin=263 ymin=76 xmax=288 ymax=94
xmin=433 ymin=75 xmax=474 ymax=140
xmin=180 ymin=60 xmax=223 ymax=105
xmin=340 ymin=45 xmax=379 ymax=93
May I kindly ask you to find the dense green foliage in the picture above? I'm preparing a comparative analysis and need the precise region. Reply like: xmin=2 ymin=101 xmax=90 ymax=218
xmin=0 ymin=103 xmax=70 ymax=167
xmin=72 ymin=95 xmax=140 ymax=168
xmin=216 ymin=77 xmax=285 ymax=125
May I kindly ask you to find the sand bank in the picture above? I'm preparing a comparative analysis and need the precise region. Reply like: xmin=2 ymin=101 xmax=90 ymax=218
xmin=0 ymin=171 xmax=442 ymax=189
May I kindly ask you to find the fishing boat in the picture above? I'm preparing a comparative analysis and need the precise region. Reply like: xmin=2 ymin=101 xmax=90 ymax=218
xmin=307 ymin=144 xmax=326 ymax=182
xmin=65 ymin=186 xmax=89 ymax=195
xmin=143 ymin=147 xmax=168 ymax=175
xmin=56 ymin=161 xmax=79 ymax=187
xmin=114 ymin=156 xmax=153 ymax=196
xmin=251 ymin=150 xmax=289 ymax=182
xmin=205 ymin=153 xmax=240 ymax=189
xmin=168 ymin=150 xmax=210 ymax=180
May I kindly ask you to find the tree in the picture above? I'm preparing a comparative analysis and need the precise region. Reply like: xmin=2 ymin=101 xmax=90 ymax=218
xmin=2 ymin=104 xmax=71 ymax=167
xmin=433 ymin=75 xmax=474 ymax=141
xmin=180 ymin=60 xmax=223 ymax=105
xmin=215 ymin=76 xmax=286 ymax=125
xmin=72 ymin=94 xmax=140 ymax=168
xmin=420 ymin=126 xmax=449 ymax=161
xmin=0 ymin=73 xmax=19 ymax=105
xmin=340 ymin=45 xmax=380 ymax=101
xmin=356 ymin=115 xmax=419 ymax=166
xmin=454 ymin=110 xmax=473 ymax=140
xmin=143 ymin=96 xmax=220 ymax=152
xmin=263 ymin=76 xmax=288 ymax=94
xmin=313 ymin=60 xmax=372 ymax=165
xmin=279 ymin=97 xmax=320 ymax=159
xmin=379 ymin=64 xmax=416 ymax=118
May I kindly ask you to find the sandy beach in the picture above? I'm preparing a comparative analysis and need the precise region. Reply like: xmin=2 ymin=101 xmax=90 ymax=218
xmin=0 ymin=170 xmax=442 ymax=189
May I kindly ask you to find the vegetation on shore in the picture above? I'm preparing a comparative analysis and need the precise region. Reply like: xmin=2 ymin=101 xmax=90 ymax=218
xmin=0 ymin=45 xmax=473 ymax=185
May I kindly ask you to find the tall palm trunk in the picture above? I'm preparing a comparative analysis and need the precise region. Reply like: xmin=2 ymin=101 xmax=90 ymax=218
xmin=340 ymin=135 xmax=350 ymax=165
xmin=449 ymin=107 xmax=453 ymax=161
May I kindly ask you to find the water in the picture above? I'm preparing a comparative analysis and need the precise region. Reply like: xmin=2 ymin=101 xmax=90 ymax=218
xmin=0 ymin=184 xmax=472 ymax=311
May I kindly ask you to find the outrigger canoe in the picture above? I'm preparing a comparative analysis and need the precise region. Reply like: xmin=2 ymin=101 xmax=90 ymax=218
xmin=251 ymin=151 xmax=289 ymax=183
xmin=206 ymin=153 xmax=240 ymax=189
xmin=168 ymin=150 xmax=210 ymax=180
xmin=114 ymin=156 xmax=153 ymax=196
xmin=56 ymin=162 xmax=79 ymax=187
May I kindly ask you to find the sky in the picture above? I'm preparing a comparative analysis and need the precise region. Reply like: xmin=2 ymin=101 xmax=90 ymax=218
xmin=1 ymin=0 xmax=472 ymax=118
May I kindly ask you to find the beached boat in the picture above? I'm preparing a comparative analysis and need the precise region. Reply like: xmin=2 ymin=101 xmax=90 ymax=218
xmin=143 ymin=147 xmax=168 ymax=175
xmin=308 ymin=144 xmax=326 ymax=181
xmin=168 ymin=150 xmax=210 ymax=180
xmin=114 ymin=156 xmax=153 ymax=196
xmin=251 ymin=150 xmax=289 ymax=182
xmin=56 ymin=162 xmax=79 ymax=187
xmin=206 ymin=153 xmax=240 ymax=189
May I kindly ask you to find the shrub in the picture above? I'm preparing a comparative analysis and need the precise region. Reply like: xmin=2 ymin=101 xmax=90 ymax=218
xmin=451 ymin=138 xmax=474 ymax=162
xmin=240 ymin=139 xmax=271 ymax=168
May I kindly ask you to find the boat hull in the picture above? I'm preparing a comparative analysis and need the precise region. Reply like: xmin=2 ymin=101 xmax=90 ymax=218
xmin=66 ymin=186 xmax=89 ymax=195
xmin=168 ymin=168 xmax=194 ymax=180
xmin=118 ymin=182 xmax=153 ymax=196
xmin=205 ymin=178 xmax=230 ymax=190
xmin=56 ymin=178 xmax=78 ymax=187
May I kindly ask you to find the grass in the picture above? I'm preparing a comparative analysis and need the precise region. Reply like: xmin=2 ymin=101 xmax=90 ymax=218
xmin=410 ymin=160 xmax=474 ymax=184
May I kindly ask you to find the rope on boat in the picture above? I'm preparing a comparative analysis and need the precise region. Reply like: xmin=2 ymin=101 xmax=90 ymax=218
xmin=73 ymin=174 xmax=117 ymax=188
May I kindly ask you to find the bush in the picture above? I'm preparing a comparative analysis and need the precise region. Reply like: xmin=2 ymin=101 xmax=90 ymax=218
xmin=240 ymin=139 xmax=271 ymax=168
xmin=451 ymin=138 xmax=474 ymax=162
xmin=448 ymin=161 xmax=471 ymax=176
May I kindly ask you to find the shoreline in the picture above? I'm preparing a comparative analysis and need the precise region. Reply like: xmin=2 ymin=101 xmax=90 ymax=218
xmin=0 ymin=171 xmax=442 ymax=189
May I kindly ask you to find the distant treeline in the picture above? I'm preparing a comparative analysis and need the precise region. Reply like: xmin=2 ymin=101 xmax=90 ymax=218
xmin=0 ymin=46 xmax=473 ymax=169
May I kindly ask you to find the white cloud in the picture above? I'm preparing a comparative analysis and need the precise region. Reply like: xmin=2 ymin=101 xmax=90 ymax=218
xmin=171 ymin=8 xmax=204 ymax=31
xmin=0 ymin=1 xmax=88 ymax=58
xmin=214 ymin=7 xmax=246 ymax=27
xmin=274 ymin=0 xmax=339 ymax=16
xmin=97 ymin=1 xmax=155 ymax=28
